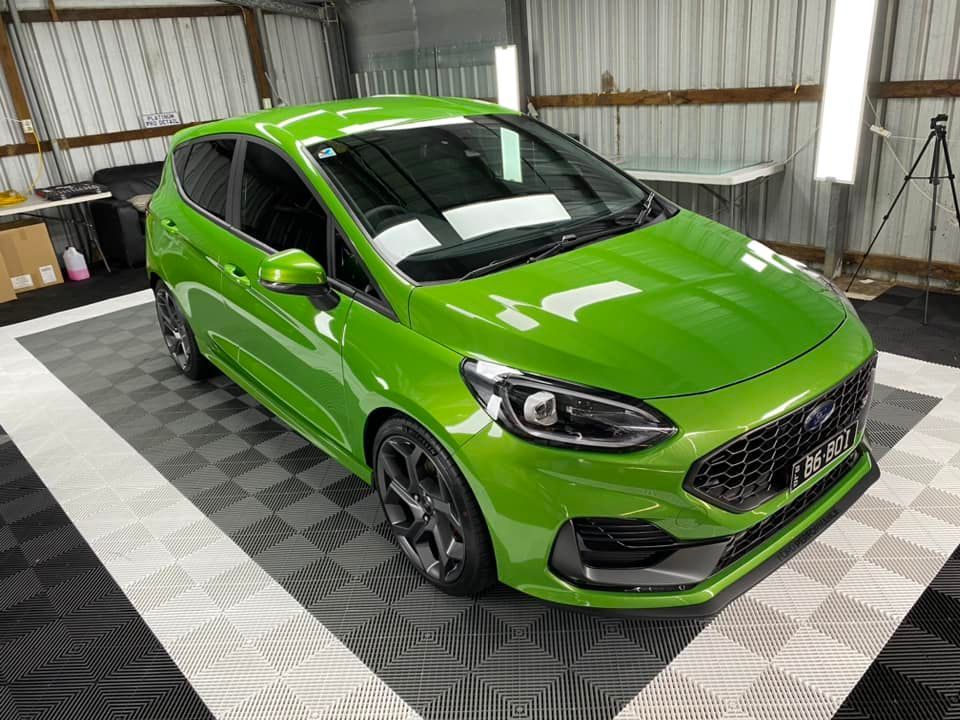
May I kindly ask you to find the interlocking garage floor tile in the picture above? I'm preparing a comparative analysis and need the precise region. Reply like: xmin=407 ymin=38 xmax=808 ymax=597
xmin=0 ymin=428 xmax=214 ymax=720
xmin=19 ymin=305 xmax=710 ymax=720
xmin=10 ymin=300 xmax=960 ymax=720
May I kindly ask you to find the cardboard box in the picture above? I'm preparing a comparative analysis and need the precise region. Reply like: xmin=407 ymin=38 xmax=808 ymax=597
xmin=0 ymin=252 xmax=16 ymax=304
xmin=0 ymin=220 xmax=63 ymax=294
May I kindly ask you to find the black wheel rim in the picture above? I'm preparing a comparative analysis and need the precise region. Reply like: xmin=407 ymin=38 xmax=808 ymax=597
xmin=376 ymin=436 xmax=466 ymax=583
xmin=155 ymin=286 xmax=191 ymax=371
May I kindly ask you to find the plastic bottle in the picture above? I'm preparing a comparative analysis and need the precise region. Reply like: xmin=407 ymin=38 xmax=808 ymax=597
xmin=63 ymin=246 xmax=90 ymax=281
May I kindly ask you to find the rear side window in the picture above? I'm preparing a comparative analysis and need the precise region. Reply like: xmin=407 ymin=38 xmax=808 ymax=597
xmin=238 ymin=142 xmax=329 ymax=259
xmin=174 ymin=139 xmax=236 ymax=220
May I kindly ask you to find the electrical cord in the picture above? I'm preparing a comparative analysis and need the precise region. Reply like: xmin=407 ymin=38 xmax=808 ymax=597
xmin=865 ymin=96 xmax=958 ymax=227
xmin=0 ymin=115 xmax=45 ymax=205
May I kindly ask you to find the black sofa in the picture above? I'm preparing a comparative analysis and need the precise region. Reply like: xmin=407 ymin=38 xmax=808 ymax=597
xmin=89 ymin=161 xmax=163 ymax=268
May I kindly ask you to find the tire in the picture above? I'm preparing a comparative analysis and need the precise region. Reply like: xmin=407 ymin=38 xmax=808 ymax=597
xmin=373 ymin=416 xmax=496 ymax=596
xmin=154 ymin=281 xmax=214 ymax=381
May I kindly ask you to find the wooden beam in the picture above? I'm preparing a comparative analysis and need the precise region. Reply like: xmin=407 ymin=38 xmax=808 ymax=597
xmin=240 ymin=7 xmax=272 ymax=109
xmin=47 ymin=0 xmax=59 ymax=23
xmin=532 ymin=78 xmax=960 ymax=109
xmin=0 ymin=19 xmax=36 ymax=144
xmin=57 ymin=122 xmax=209 ymax=150
xmin=0 ymin=121 xmax=210 ymax=158
xmin=873 ymin=79 xmax=960 ymax=99
xmin=532 ymin=85 xmax=822 ymax=109
xmin=764 ymin=241 xmax=825 ymax=263
xmin=0 ymin=139 xmax=52 ymax=158
xmin=0 ymin=5 xmax=241 ymax=24
xmin=764 ymin=240 xmax=960 ymax=283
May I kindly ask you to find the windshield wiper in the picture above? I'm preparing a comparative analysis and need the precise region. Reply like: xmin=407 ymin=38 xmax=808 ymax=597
xmin=634 ymin=191 xmax=658 ymax=226
xmin=457 ymin=246 xmax=552 ymax=281
xmin=456 ymin=193 xmax=661 ymax=282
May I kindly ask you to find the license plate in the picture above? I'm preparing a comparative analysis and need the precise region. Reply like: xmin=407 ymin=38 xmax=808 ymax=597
xmin=789 ymin=424 xmax=856 ymax=491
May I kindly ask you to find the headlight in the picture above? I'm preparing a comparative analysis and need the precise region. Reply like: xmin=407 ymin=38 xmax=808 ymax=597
xmin=810 ymin=272 xmax=860 ymax=318
xmin=460 ymin=359 xmax=677 ymax=452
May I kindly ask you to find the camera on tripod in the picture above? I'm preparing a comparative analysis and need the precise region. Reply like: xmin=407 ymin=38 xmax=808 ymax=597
xmin=849 ymin=113 xmax=958 ymax=325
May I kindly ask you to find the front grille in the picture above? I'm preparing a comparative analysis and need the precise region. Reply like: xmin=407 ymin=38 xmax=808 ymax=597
xmin=715 ymin=447 xmax=862 ymax=572
xmin=572 ymin=517 xmax=683 ymax=568
xmin=684 ymin=356 xmax=876 ymax=512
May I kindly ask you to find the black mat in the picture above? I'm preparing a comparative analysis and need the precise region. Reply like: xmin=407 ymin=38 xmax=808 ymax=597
xmin=853 ymin=286 xmax=960 ymax=368
xmin=0 ymin=267 xmax=148 ymax=327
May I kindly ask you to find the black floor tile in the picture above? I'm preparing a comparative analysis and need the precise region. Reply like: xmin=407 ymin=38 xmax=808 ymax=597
xmin=0 ymin=430 xmax=213 ymax=720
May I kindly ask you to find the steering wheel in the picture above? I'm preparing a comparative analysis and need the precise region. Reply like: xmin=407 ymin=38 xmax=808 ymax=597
xmin=366 ymin=204 xmax=407 ymax=229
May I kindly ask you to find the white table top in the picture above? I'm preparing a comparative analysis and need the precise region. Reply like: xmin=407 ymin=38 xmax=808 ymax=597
xmin=0 ymin=191 xmax=112 ymax=218
xmin=617 ymin=159 xmax=785 ymax=186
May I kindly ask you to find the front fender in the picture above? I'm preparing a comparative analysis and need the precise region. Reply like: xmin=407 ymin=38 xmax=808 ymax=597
xmin=341 ymin=301 xmax=492 ymax=481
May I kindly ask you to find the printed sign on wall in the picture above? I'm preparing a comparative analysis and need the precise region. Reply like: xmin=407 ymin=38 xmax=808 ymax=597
xmin=141 ymin=112 xmax=182 ymax=128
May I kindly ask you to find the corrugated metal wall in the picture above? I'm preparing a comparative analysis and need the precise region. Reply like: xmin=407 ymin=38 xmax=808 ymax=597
xmin=848 ymin=0 xmax=960 ymax=277
xmin=343 ymin=0 xmax=504 ymax=100
xmin=526 ymin=0 xmax=960 ymax=284
xmin=527 ymin=0 xmax=833 ymax=251
xmin=262 ymin=14 xmax=335 ymax=106
xmin=351 ymin=45 xmax=497 ymax=100
xmin=0 ymin=8 xmax=332 ymax=253
xmin=19 ymin=14 xmax=256 ymax=182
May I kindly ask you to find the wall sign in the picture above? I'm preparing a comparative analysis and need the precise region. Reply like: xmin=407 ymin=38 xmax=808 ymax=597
xmin=141 ymin=112 xmax=181 ymax=128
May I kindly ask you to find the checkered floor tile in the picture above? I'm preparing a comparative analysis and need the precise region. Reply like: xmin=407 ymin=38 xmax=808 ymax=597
xmin=4 ymin=296 xmax=959 ymax=720
xmin=0 ymin=426 xmax=214 ymax=720
xmin=19 ymin=305 xmax=713 ymax=720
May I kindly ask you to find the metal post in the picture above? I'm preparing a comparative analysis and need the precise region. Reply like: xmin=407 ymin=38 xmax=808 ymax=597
xmin=505 ymin=0 xmax=532 ymax=108
xmin=254 ymin=8 xmax=280 ymax=105
xmin=823 ymin=183 xmax=850 ymax=278
xmin=924 ymin=126 xmax=943 ymax=325
xmin=320 ymin=2 xmax=353 ymax=100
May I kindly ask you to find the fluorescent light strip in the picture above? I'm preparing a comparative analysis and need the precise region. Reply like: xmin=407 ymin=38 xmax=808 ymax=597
xmin=814 ymin=0 xmax=880 ymax=183
xmin=495 ymin=44 xmax=521 ymax=112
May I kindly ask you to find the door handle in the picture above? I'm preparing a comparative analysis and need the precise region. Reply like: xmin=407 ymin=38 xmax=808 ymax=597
xmin=160 ymin=217 xmax=181 ymax=234
xmin=223 ymin=263 xmax=251 ymax=288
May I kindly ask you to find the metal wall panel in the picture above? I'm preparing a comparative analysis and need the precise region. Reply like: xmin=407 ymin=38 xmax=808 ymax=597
xmin=16 ymin=13 xmax=257 ymax=181
xmin=847 ymin=0 xmax=960 ymax=281
xmin=261 ymin=14 xmax=334 ymax=106
xmin=351 ymin=44 xmax=498 ymax=100
xmin=526 ymin=0 xmax=832 ymax=250
xmin=527 ymin=0 xmax=828 ymax=93
xmin=0 ymin=10 xmax=332 ymax=254
xmin=341 ymin=0 xmax=507 ymax=68
xmin=527 ymin=0 xmax=960 ymax=286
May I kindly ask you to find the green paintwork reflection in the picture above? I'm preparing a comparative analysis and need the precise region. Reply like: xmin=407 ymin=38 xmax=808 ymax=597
xmin=259 ymin=249 xmax=328 ymax=287
xmin=146 ymin=95 xmax=876 ymax=609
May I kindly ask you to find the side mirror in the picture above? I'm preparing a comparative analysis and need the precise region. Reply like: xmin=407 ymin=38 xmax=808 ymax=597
xmin=259 ymin=249 xmax=339 ymax=310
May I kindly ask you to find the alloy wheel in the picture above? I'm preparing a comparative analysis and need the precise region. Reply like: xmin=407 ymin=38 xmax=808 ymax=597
xmin=155 ymin=286 xmax=191 ymax=371
xmin=376 ymin=435 xmax=466 ymax=583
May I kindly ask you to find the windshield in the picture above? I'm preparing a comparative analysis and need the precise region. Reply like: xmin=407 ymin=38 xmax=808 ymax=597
xmin=312 ymin=114 xmax=651 ymax=282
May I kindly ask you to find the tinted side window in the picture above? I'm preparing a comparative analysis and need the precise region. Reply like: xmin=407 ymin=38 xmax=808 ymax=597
xmin=334 ymin=231 xmax=377 ymax=297
xmin=175 ymin=139 xmax=235 ymax=220
xmin=240 ymin=142 xmax=328 ymax=259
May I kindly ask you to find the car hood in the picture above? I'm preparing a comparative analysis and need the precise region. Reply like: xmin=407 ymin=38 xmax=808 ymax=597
xmin=409 ymin=210 xmax=846 ymax=399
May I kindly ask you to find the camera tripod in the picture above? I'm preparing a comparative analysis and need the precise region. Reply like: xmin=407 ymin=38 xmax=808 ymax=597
xmin=847 ymin=113 xmax=960 ymax=325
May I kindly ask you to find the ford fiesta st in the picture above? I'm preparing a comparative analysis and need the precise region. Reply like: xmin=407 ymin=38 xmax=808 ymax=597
xmin=146 ymin=95 xmax=877 ymax=611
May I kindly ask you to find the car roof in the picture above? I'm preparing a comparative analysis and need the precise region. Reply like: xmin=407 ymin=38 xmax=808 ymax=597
xmin=173 ymin=95 xmax=518 ymax=147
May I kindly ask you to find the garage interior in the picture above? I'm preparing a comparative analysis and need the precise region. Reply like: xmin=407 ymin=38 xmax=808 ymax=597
xmin=1 ymin=1 xmax=960 ymax=719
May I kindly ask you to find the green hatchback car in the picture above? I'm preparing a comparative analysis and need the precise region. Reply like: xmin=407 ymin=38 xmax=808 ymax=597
xmin=146 ymin=95 xmax=878 ymax=611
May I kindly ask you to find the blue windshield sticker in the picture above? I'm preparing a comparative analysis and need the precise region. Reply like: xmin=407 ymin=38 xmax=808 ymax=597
xmin=317 ymin=147 xmax=337 ymax=159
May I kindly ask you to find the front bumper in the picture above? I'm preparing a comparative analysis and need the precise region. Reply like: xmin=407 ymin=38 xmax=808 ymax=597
xmin=451 ymin=316 xmax=877 ymax=611
xmin=548 ymin=445 xmax=876 ymax=612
